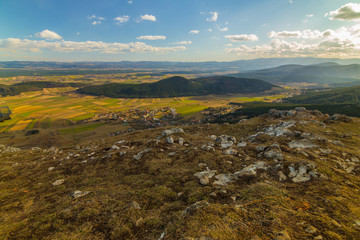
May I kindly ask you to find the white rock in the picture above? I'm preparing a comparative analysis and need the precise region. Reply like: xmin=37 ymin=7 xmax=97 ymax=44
xmin=72 ymin=190 xmax=91 ymax=199
xmin=237 ymin=141 xmax=247 ymax=147
xmin=289 ymin=140 xmax=317 ymax=149
xmin=223 ymin=148 xmax=238 ymax=155
xmin=52 ymin=179 xmax=65 ymax=186
xmin=162 ymin=128 xmax=184 ymax=136
xmin=166 ymin=136 xmax=174 ymax=144
xmin=48 ymin=167 xmax=55 ymax=171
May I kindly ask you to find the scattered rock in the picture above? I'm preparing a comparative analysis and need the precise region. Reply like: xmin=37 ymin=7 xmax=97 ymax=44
xmin=194 ymin=168 xmax=217 ymax=185
xmin=214 ymin=135 xmax=236 ymax=149
xmin=305 ymin=225 xmax=317 ymax=234
xmin=162 ymin=128 xmax=185 ymax=136
xmin=213 ymin=173 xmax=234 ymax=186
xmin=223 ymin=148 xmax=237 ymax=155
xmin=52 ymin=179 xmax=65 ymax=186
xmin=328 ymin=114 xmax=352 ymax=123
xmin=133 ymin=148 xmax=152 ymax=160
xmin=237 ymin=141 xmax=247 ymax=147
xmin=278 ymin=171 xmax=287 ymax=182
xmin=166 ymin=136 xmax=174 ymax=144
xmin=289 ymin=140 xmax=317 ymax=149
xmin=201 ymin=144 xmax=215 ymax=152
xmin=178 ymin=137 xmax=185 ymax=146
xmin=111 ymin=145 xmax=120 ymax=150
xmin=48 ymin=167 xmax=55 ymax=171
xmin=314 ymin=236 xmax=323 ymax=240
xmin=182 ymin=201 xmax=209 ymax=216
xmin=130 ymin=200 xmax=141 ymax=210
xmin=72 ymin=190 xmax=91 ymax=199
xmin=0 ymin=144 xmax=21 ymax=153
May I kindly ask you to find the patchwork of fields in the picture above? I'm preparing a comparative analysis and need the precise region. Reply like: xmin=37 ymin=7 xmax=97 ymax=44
xmin=0 ymin=87 xmax=285 ymax=132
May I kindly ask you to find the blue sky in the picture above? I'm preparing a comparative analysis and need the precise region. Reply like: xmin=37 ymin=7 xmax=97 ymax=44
xmin=1 ymin=0 xmax=360 ymax=61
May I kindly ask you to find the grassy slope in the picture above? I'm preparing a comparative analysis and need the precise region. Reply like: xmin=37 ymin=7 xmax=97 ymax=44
xmin=1 ymin=113 xmax=360 ymax=239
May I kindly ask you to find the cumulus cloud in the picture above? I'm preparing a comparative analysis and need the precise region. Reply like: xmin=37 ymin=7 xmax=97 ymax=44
xmin=326 ymin=3 xmax=360 ymax=21
xmin=207 ymin=11 xmax=218 ymax=22
xmin=140 ymin=14 xmax=157 ymax=21
xmin=225 ymin=34 xmax=258 ymax=42
xmin=268 ymin=29 xmax=323 ymax=39
xmin=136 ymin=35 xmax=166 ymax=40
xmin=172 ymin=41 xmax=192 ymax=45
xmin=189 ymin=30 xmax=200 ymax=34
xmin=114 ymin=15 xmax=130 ymax=24
xmin=226 ymin=24 xmax=360 ymax=58
xmin=92 ymin=21 xmax=101 ymax=25
xmin=128 ymin=1 xmax=133 ymax=4
xmin=0 ymin=38 xmax=186 ymax=54
xmin=35 ymin=29 xmax=62 ymax=40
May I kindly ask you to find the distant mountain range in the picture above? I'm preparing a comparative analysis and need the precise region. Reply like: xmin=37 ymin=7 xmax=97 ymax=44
xmin=2 ymin=57 xmax=360 ymax=71
xmin=76 ymin=76 xmax=278 ymax=98
xmin=235 ymin=62 xmax=360 ymax=85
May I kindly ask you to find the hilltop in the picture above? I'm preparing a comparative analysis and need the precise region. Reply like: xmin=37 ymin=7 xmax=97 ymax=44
xmin=76 ymin=76 xmax=277 ymax=98
xmin=1 ymin=108 xmax=360 ymax=239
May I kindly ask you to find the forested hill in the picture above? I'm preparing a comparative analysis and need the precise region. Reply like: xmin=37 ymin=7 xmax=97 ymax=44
xmin=76 ymin=76 xmax=278 ymax=98
xmin=0 ymin=81 xmax=83 ymax=96
xmin=286 ymin=85 xmax=360 ymax=104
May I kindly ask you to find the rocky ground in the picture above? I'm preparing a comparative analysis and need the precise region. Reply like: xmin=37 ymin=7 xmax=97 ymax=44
xmin=1 ymin=108 xmax=360 ymax=239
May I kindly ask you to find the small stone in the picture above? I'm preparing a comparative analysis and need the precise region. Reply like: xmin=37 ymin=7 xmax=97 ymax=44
xmin=130 ymin=200 xmax=141 ymax=210
xmin=223 ymin=148 xmax=237 ymax=155
xmin=314 ymin=236 xmax=323 ymax=240
xmin=178 ymin=137 xmax=185 ymax=146
xmin=355 ymin=219 xmax=360 ymax=226
xmin=48 ymin=167 xmax=55 ymax=171
xmin=162 ymin=128 xmax=184 ymax=136
xmin=52 ymin=179 xmax=65 ymax=186
xmin=168 ymin=152 xmax=176 ymax=156
xmin=177 ymin=192 xmax=184 ymax=197
xmin=72 ymin=190 xmax=91 ymax=199
xmin=305 ymin=226 xmax=317 ymax=234
xmin=166 ymin=136 xmax=174 ymax=144
xmin=111 ymin=145 xmax=120 ymax=150
xmin=237 ymin=141 xmax=247 ymax=147
xmin=278 ymin=171 xmax=287 ymax=181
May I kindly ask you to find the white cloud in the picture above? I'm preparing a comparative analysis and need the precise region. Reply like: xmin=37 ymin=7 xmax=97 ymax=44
xmin=35 ymin=29 xmax=62 ymax=40
xmin=140 ymin=14 xmax=157 ymax=22
xmin=114 ymin=15 xmax=130 ymax=24
xmin=306 ymin=14 xmax=314 ymax=18
xmin=268 ymin=29 xmax=323 ymax=39
xmin=289 ymin=0 xmax=293 ymax=3
xmin=0 ymin=38 xmax=186 ymax=54
xmin=327 ymin=3 xmax=360 ymax=21
xmin=136 ymin=35 xmax=166 ymax=40
xmin=128 ymin=1 xmax=133 ymax=4
xmin=225 ymin=34 xmax=258 ymax=42
xmin=173 ymin=41 xmax=192 ymax=45
xmin=208 ymin=29 xmax=213 ymax=32
xmin=87 ymin=15 xmax=105 ymax=25
xmin=207 ymin=11 xmax=218 ymax=22
xmin=189 ymin=30 xmax=200 ymax=34
xmin=219 ymin=27 xmax=228 ymax=32
xmin=226 ymin=24 xmax=360 ymax=58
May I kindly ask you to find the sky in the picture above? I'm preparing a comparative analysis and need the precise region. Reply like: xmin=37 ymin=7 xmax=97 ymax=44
xmin=1 ymin=0 xmax=360 ymax=62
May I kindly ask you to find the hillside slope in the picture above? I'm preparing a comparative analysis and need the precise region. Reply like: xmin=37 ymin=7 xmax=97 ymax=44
xmin=0 ymin=81 xmax=83 ymax=96
xmin=1 ymin=108 xmax=360 ymax=239
xmin=236 ymin=63 xmax=360 ymax=85
xmin=76 ymin=76 xmax=277 ymax=98
xmin=286 ymin=85 xmax=360 ymax=104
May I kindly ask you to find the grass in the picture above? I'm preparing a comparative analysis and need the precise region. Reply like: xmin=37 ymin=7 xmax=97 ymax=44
xmin=58 ymin=122 xmax=106 ymax=134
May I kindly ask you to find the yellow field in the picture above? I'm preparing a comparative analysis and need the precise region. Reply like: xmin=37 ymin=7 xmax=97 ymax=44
xmin=0 ymin=88 xmax=286 ymax=132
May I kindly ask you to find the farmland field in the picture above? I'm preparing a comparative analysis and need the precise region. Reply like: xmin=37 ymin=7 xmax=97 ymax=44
xmin=0 ymin=87 xmax=286 ymax=132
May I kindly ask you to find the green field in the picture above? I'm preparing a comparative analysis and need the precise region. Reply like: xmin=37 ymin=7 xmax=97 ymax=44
xmin=0 ymin=87 xmax=286 ymax=132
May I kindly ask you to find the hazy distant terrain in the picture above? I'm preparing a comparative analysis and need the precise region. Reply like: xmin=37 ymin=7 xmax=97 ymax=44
xmin=235 ymin=63 xmax=360 ymax=85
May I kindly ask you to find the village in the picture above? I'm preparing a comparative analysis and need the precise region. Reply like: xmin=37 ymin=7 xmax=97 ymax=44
xmin=85 ymin=106 xmax=180 ymax=128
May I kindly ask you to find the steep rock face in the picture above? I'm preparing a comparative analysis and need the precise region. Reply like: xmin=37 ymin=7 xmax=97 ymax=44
xmin=1 ymin=108 xmax=360 ymax=240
